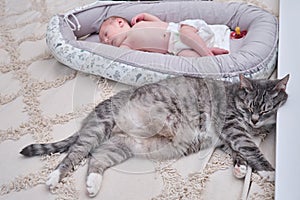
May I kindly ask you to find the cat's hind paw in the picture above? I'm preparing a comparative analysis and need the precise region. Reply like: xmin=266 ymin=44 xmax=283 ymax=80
xmin=233 ymin=164 xmax=247 ymax=179
xmin=86 ymin=173 xmax=102 ymax=197
xmin=46 ymin=169 xmax=61 ymax=189
xmin=257 ymin=171 xmax=275 ymax=182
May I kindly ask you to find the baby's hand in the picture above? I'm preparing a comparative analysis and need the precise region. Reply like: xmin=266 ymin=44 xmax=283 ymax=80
xmin=131 ymin=13 xmax=145 ymax=26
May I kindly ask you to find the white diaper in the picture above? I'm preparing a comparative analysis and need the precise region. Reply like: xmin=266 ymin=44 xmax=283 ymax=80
xmin=167 ymin=19 xmax=230 ymax=55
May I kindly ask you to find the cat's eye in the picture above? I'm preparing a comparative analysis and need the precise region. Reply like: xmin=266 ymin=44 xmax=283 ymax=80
xmin=260 ymin=110 xmax=268 ymax=115
xmin=260 ymin=104 xmax=272 ymax=114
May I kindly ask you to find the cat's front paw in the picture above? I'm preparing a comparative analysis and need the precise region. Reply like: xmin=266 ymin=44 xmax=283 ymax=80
xmin=233 ymin=164 xmax=247 ymax=179
xmin=46 ymin=169 xmax=61 ymax=189
xmin=86 ymin=173 xmax=103 ymax=197
xmin=257 ymin=171 xmax=275 ymax=182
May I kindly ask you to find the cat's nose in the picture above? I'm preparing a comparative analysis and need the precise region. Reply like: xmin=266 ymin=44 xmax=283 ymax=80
xmin=251 ymin=118 xmax=258 ymax=124
xmin=251 ymin=114 xmax=259 ymax=124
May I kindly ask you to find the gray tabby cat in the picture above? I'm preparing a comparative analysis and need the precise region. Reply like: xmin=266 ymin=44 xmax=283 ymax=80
xmin=20 ymin=74 xmax=289 ymax=197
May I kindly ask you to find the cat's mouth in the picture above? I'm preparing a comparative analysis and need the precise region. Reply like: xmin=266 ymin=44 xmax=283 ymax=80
xmin=250 ymin=122 xmax=262 ymax=128
xmin=254 ymin=115 xmax=276 ymax=128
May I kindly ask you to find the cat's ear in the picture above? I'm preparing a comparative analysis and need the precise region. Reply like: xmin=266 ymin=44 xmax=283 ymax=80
xmin=239 ymin=74 xmax=253 ymax=91
xmin=273 ymin=74 xmax=290 ymax=92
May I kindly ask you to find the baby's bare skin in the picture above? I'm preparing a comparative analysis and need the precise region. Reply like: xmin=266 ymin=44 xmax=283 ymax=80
xmin=121 ymin=21 xmax=170 ymax=54
xmin=99 ymin=13 xmax=229 ymax=57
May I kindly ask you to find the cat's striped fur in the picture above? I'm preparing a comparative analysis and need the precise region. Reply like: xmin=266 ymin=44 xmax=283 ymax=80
xmin=20 ymin=74 xmax=289 ymax=197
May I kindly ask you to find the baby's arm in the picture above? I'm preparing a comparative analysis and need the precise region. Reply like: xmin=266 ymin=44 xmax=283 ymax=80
xmin=131 ymin=13 xmax=162 ymax=25
xmin=179 ymin=24 xmax=214 ymax=56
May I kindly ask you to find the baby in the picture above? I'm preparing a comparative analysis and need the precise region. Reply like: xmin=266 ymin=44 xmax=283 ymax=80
xmin=99 ymin=13 xmax=230 ymax=57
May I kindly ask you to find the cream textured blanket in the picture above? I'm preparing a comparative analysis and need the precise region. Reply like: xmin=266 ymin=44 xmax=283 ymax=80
xmin=0 ymin=0 xmax=277 ymax=199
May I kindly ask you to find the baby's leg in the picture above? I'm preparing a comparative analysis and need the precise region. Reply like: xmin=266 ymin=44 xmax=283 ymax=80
xmin=177 ymin=49 xmax=200 ymax=57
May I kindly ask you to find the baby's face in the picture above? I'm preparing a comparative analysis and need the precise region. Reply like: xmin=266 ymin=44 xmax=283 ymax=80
xmin=99 ymin=18 xmax=130 ymax=46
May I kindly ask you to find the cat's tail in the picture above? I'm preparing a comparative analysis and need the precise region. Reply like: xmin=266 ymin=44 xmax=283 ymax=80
xmin=20 ymin=132 xmax=79 ymax=157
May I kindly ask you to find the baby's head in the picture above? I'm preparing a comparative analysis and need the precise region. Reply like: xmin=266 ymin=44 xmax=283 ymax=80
xmin=99 ymin=16 xmax=131 ymax=46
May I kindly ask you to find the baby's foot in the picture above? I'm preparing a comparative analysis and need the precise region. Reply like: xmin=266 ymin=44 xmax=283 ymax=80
xmin=86 ymin=173 xmax=103 ymax=197
xmin=46 ymin=169 xmax=61 ymax=189
xmin=210 ymin=47 xmax=229 ymax=55
xmin=233 ymin=163 xmax=247 ymax=179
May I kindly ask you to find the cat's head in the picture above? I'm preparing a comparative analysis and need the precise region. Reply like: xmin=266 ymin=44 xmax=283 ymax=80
xmin=237 ymin=74 xmax=289 ymax=128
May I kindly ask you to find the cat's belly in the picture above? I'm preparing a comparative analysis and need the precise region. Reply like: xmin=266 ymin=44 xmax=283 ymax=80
xmin=114 ymin=102 xmax=171 ymax=138
xmin=114 ymin=125 xmax=215 ymax=160
xmin=114 ymin=133 xmax=175 ymax=159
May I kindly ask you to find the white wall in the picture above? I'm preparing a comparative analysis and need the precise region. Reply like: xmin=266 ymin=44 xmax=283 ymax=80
xmin=276 ymin=0 xmax=300 ymax=199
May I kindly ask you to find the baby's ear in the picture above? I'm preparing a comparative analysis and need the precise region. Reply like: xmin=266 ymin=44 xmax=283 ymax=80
xmin=117 ymin=18 xmax=125 ymax=27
